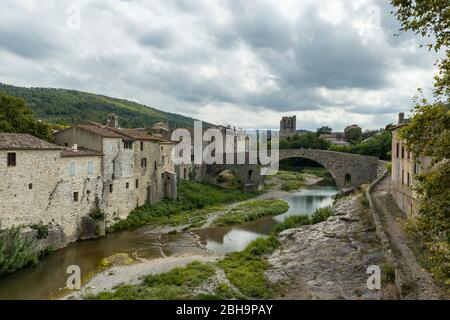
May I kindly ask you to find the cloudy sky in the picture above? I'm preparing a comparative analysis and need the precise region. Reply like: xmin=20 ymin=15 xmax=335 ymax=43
xmin=0 ymin=0 xmax=439 ymax=131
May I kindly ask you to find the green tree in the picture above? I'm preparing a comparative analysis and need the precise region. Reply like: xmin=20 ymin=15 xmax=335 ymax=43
xmin=316 ymin=125 xmax=332 ymax=136
xmin=0 ymin=92 xmax=53 ymax=141
xmin=392 ymin=0 xmax=450 ymax=285
xmin=391 ymin=0 xmax=449 ymax=98
xmin=280 ymin=132 xmax=329 ymax=150
xmin=344 ymin=126 xmax=362 ymax=143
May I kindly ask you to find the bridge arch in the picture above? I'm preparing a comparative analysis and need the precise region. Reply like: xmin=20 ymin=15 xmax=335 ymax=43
xmin=279 ymin=149 xmax=379 ymax=190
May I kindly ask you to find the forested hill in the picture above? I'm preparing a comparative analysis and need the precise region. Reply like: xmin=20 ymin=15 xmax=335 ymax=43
xmin=0 ymin=83 xmax=208 ymax=129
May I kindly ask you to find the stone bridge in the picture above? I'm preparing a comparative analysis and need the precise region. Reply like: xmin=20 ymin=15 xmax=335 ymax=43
xmin=203 ymin=149 xmax=379 ymax=191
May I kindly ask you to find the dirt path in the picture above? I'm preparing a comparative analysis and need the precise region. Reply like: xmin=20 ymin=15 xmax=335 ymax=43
xmin=370 ymin=173 xmax=445 ymax=299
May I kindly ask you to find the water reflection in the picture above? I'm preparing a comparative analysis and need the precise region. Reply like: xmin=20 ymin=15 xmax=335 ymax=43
xmin=195 ymin=180 xmax=338 ymax=253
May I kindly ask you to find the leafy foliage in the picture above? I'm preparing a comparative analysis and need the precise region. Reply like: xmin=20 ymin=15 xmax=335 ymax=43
xmin=0 ymin=92 xmax=53 ymax=141
xmin=0 ymin=83 xmax=208 ymax=129
xmin=107 ymin=180 xmax=257 ymax=232
xmin=280 ymin=132 xmax=330 ymax=150
xmin=344 ymin=126 xmax=363 ymax=143
xmin=329 ymin=130 xmax=392 ymax=160
xmin=316 ymin=125 xmax=332 ymax=135
xmin=391 ymin=0 xmax=449 ymax=97
xmin=391 ymin=0 xmax=449 ymax=286
xmin=0 ymin=227 xmax=38 ymax=277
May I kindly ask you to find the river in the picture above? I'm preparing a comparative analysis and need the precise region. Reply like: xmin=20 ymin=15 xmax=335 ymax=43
xmin=0 ymin=179 xmax=337 ymax=300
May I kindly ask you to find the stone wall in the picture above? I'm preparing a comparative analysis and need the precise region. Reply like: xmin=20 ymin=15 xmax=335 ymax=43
xmin=0 ymin=150 xmax=103 ymax=249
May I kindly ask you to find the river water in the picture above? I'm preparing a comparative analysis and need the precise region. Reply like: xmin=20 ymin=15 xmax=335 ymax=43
xmin=0 ymin=180 xmax=337 ymax=300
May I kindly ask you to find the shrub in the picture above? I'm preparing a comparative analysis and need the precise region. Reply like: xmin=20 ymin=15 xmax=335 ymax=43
xmin=310 ymin=206 xmax=332 ymax=224
xmin=272 ymin=215 xmax=311 ymax=235
xmin=89 ymin=209 xmax=105 ymax=220
xmin=0 ymin=227 xmax=38 ymax=277
xmin=29 ymin=223 xmax=49 ymax=239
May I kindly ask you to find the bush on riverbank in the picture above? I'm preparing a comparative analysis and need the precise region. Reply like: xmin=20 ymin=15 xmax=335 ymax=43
xmin=0 ymin=227 xmax=38 ymax=277
xmin=212 ymin=199 xmax=289 ymax=226
xmin=108 ymin=181 xmax=257 ymax=232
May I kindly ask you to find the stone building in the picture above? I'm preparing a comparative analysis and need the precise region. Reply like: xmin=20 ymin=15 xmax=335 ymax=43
xmin=280 ymin=116 xmax=296 ymax=138
xmin=319 ymin=132 xmax=351 ymax=146
xmin=390 ymin=112 xmax=431 ymax=218
xmin=54 ymin=115 xmax=176 ymax=225
xmin=0 ymin=133 xmax=104 ymax=248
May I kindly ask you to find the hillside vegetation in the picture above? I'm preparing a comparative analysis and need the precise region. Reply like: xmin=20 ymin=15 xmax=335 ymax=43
xmin=0 ymin=83 xmax=206 ymax=128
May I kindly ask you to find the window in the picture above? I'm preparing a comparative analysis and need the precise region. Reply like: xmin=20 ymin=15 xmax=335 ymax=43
xmin=154 ymin=161 xmax=157 ymax=171
xmin=28 ymin=183 xmax=33 ymax=190
xmin=136 ymin=179 xmax=139 ymax=188
xmin=123 ymin=141 xmax=133 ymax=149
xmin=402 ymin=170 xmax=404 ymax=185
xmin=396 ymin=143 xmax=399 ymax=158
xmin=126 ymin=182 xmax=129 ymax=189
xmin=407 ymin=172 xmax=410 ymax=186
xmin=141 ymin=158 xmax=147 ymax=168
xmin=73 ymin=192 xmax=79 ymax=202
xmin=345 ymin=173 xmax=352 ymax=187
xmin=69 ymin=162 xmax=76 ymax=176
xmin=109 ymin=184 xmax=113 ymax=193
xmin=162 ymin=156 xmax=165 ymax=164
xmin=401 ymin=146 xmax=405 ymax=158
xmin=183 ymin=168 xmax=187 ymax=179
xmin=87 ymin=161 xmax=93 ymax=175
xmin=140 ymin=141 xmax=144 ymax=151
xmin=7 ymin=152 xmax=16 ymax=166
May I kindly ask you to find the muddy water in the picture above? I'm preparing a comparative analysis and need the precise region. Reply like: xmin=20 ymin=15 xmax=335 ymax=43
xmin=0 ymin=228 xmax=203 ymax=300
xmin=194 ymin=180 xmax=338 ymax=253
xmin=0 ymin=180 xmax=337 ymax=300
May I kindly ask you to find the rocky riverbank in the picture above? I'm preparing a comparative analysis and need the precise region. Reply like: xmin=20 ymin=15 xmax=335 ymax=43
xmin=266 ymin=191 xmax=387 ymax=300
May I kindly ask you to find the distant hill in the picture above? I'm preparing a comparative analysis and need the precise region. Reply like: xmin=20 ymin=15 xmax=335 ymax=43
xmin=0 ymin=83 xmax=209 ymax=129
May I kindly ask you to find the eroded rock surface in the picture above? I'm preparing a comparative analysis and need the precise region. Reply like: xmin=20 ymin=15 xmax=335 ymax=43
xmin=267 ymin=193 xmax=383 ymax=300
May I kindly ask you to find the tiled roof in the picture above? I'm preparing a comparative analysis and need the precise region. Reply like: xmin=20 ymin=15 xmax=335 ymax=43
xmin=106 ymin=127 xmax=163 ymax=141
xmin=61 ymin=147 xmax=103 ymax=157
xmin=0 ymin=133 xmax=62 ymax=150
xmin=76 ymin=125 xmax=123 ymax=138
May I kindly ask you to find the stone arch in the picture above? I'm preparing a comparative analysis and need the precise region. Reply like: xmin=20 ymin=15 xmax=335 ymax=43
xmin=279 ymin=149 xmax=379 ymax=190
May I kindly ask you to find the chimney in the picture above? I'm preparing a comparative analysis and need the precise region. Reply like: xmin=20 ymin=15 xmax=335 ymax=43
xmin=107 ymin=113 xmax=118 ymax=128
xmin=398 ymin=112 xmax=405 ymax=124
xmin=71 ymin=144 xmax=78 ymax=151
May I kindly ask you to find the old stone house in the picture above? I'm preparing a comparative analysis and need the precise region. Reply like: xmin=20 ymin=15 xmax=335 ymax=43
xmin=53 ymin=116 xmax=177 ymax=225
xmin=0 ymin=133 xmax=104 ymax=247
xmin=390 ymin=113 xmax=431 ymax=218
xmin=0 ymin=115 xmax=177 ymax=249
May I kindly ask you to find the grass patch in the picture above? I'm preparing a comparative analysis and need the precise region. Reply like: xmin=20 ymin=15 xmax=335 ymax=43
xmin=0 ymin=227 xmax=38 ymax=277
xmin=100 ymin=253 xmax=135 ymax=269
xmin=108 ymin=181 xmax=257 ymax=232
xmin=89 ymin=261 xmax=216 ymax=300
xmin=212 ymin=200 xmax=289 ymax=226
xmin=310 ymin=206 xmax=332 ymax=224
xmin=301 ymin=167 xmax=331 ymax=178
xmin=281 ymin=181 xmax=304 ymax=191
xmin=218 ymin=236 xmax=280 ymax=298
xmin=272 ymin=215 xmax=312 ymax=234
xmin=382 ymin=263 xmax=396 ymax=284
